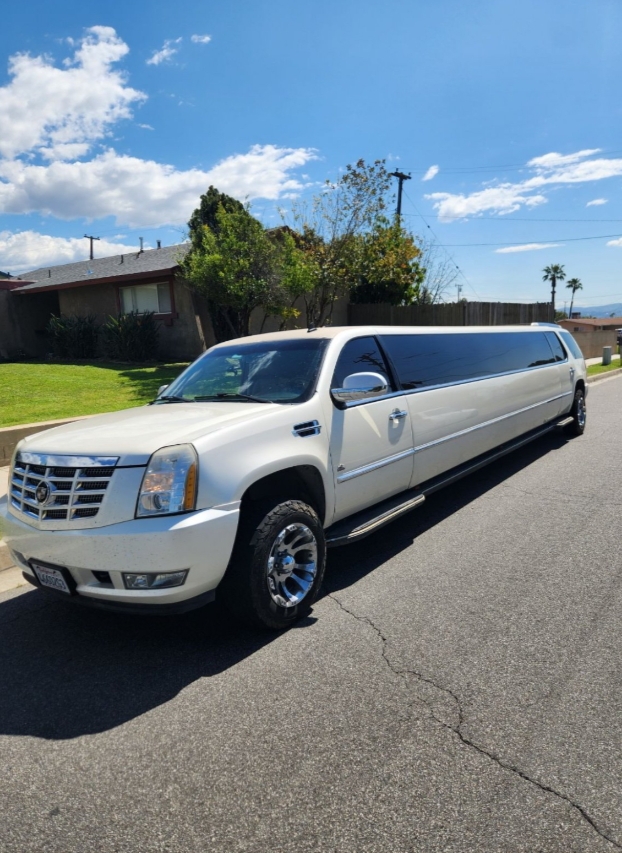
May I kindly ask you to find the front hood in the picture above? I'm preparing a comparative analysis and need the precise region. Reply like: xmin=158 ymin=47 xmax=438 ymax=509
xmin=17 ymin=402 xmax=276 ymax=465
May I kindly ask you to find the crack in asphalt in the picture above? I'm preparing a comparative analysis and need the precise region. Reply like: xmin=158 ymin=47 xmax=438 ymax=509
xmin=327 ymin=592 xmax=622 ymax=851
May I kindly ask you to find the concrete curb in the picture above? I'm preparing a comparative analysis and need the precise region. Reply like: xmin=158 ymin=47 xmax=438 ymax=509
xmin=0 ymin=416 xmax=89 ymax=467
xmin=587 ymin=368 xmax=622 ymax=384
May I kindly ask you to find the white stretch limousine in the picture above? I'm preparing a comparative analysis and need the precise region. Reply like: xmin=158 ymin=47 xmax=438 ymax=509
xmin=1 ymin=324 xmax=587 ymax=629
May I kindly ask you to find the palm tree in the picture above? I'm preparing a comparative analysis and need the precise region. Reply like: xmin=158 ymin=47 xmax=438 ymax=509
xmin=542 ymin=264 xmax=566 ymax=316
xmin=566 ymin=277 xmax=583 ymax=320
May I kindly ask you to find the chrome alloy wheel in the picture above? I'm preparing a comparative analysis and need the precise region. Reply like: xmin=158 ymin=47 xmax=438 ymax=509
xmin=266 ymin=523 xmax=318 ymax=608
xmin=577 ymin=394 xmax=586 ymax=428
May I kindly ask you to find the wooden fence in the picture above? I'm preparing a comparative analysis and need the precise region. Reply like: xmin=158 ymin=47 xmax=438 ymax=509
xmin=347 ymin=301 xmax=553 ymax=327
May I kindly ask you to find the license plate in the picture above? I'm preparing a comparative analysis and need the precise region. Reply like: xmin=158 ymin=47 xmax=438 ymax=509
xmin=31 ymin=562 xmax=73 ymax=595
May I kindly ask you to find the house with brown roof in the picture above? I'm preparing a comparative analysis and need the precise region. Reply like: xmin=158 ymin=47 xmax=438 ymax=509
xmin=558 ymin=317 xmax=622 ymax=333
xmin=0 ymin=244 xmax=215 ymax=361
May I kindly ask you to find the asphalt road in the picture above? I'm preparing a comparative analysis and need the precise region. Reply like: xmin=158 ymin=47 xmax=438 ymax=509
xmin=1 ymin=376 xmax=622 ymax=853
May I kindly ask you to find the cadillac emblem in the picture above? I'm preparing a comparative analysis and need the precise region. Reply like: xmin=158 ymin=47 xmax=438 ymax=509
xmin=35 ymin=481 xmax=52 ymax=506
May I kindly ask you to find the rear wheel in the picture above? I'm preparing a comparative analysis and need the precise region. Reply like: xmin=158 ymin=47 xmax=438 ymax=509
xmin=567 ymin=386 xmax=586 ymax=436
xmin=221 ymin=499 xmax=326 ymax=630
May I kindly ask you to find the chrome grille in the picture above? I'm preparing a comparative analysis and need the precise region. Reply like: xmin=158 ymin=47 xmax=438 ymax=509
xmin=10 ymin=453 xmax=119 ymax=522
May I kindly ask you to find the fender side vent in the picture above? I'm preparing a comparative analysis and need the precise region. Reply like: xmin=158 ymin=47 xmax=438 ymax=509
xmin=293 ymin=420 xmax=321 ymax=438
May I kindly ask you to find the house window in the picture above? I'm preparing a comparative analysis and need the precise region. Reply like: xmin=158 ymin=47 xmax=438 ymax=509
xmin=120 ymin=282 xmax=172 ymax=315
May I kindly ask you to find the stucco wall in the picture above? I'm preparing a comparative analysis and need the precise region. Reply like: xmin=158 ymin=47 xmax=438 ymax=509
xmin=567 ymin=329 xmax=617 ymax=359
xmin=163 ymin=280 xmax=206 ymax=360
xmin=247 ymin=294 xmax=349 ymax=336
xmin=59 ymin=283 xmax=117 ymax=321
xmin=58 ymin=278 xmax=205 ymax=361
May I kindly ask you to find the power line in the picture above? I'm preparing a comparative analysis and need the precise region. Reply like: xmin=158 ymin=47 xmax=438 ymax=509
xmin=442 ymin=233 xmax=622 ymax=247
xmin=402 ymin=187 xmax=481 ymax=300
xmin=401 ymin=212 xmax=622 ymax=223
xmin=408 ymin=146 xmax=622 ymax=176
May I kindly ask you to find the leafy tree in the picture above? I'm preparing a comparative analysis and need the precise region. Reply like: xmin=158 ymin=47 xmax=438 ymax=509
xmin=349 ymin=220 xmax=424 ymax=305
xmin=188 ymin=185 xmax=246 ymax=239
xmin=542 ymin=264 xmax=566 ymax=314
xmin=566 ymin=277 xmax=583 ymax=319
xmin=182 ymin=201 xmax=281 ymax=341
xmin=287 ymin=159 xmax=395 ymax=324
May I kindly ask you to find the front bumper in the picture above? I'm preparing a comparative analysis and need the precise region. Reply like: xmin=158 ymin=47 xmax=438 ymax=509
xmin=0 ymin=498 xmax=240 ymax=610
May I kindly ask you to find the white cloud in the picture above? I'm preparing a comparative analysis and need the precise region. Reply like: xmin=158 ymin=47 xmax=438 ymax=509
xmin=422 ymin=165 xmax=439 ymax=181
xmin=0 ymin=26 xmax=145 ymax=160
xmin=0 ymin=145 xmax=318 ymax=228
xmin=147 ymin=38 xmax=182 ymax=66
xmin=191 ymin=35 xmax=212 ymax=44
xmin=426 ymin=148 xmax=622 ymax=221
xmin=587 ymin=197 xmax=608 ymax=206
xmin=427 ymin=185 xmax=547 ymax=221
xmin=0 ymin=230 xmax=140 ymax=273
xmin=138 ymin=123 xmax=154 ymax=130
xmin=606 ymin=237 xmax=622 ymax=247
xmin=495 ymin=242 xmax=563 ymax=254
xmin=527 ymin=149 xmax=600 ymax=170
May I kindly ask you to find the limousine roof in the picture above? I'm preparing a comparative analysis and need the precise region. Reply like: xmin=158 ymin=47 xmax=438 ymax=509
xmin=224 ymin=324 xmax=563 ymax=346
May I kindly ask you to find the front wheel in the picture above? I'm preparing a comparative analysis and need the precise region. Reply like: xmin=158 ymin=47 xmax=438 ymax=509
xmin=221 ymin=500 xmax=326 ymax=630
xmin=567 ymin=386 xmax=586 ymax=436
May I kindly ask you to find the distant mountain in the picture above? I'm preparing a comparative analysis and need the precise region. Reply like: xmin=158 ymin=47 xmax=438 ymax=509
xmin=573 ymin=303 xmax=622 ymax=318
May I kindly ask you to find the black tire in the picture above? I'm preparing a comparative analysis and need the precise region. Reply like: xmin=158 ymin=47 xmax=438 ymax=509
xmin=221 ymin=499 xmax=326 ymax=630
xmin=567 ymin=386 xmax=586 ymax=436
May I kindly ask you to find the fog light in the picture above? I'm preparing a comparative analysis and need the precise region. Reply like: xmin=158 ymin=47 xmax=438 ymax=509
xmin=123 ymin=570 xmax=188 ymax=590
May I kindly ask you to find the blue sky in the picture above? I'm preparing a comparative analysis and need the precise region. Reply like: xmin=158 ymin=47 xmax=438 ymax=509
xmin=1 ymin=0 xmax=622 ymax=308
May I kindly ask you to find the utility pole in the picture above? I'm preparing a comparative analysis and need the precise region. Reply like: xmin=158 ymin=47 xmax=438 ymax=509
xmin=83 ymin=234 xmax=100 ymax=260
xmin=456 ymin=284 xmax=463 ymax=302
xmin=389 ymin=171 xmax=411 ymax=220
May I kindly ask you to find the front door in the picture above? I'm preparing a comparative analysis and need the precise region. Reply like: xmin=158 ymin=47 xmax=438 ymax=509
xmin=329 ymin=336 xmax=414 ymax=522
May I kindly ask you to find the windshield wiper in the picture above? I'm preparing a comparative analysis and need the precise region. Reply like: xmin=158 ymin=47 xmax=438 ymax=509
xmin=194 ymin=393 xmax=272 ymax=404
xmin=154 ymin=395 xmax=195 ymax=404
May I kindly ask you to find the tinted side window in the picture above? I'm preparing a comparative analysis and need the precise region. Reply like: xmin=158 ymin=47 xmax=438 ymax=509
xmin=545 ymin=332 xmax=567 ymax=362
xmin=332 ymin=337 xmax=393 ymax=389
xmin=558 ymin=331 xmax=584 ymax=360
xmin=380 ymin=332 xmax=556 ymax=390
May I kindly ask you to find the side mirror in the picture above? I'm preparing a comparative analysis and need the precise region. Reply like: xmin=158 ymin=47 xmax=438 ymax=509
xmin=331 ymin=372 xmax=389 ymax=405
xmin=157 ymin=384 xmax=169 ymax=396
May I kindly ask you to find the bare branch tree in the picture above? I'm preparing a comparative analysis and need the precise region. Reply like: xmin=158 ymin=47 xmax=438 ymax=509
xmin=415 ymin=237 xmax=459 ymax=304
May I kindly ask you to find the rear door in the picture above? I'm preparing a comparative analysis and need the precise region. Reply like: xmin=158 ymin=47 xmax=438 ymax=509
xmin=379 ymin=331 xmax=564 ymax=488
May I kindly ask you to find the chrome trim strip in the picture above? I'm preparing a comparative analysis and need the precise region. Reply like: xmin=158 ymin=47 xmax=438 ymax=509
xmin=414 ymin=392 xmax=573 ymax=453
xmin=343 ymin=362 xmax=568 ymax=409
xmin=337 ymin=391 xmax=572 ymax=483
xmin=17 ymin=453 xmax=119 ymax=467
xmin=337 ymin=447 xmax=415 ymax=483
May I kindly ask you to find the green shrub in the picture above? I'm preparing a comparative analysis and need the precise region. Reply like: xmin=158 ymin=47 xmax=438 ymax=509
xmin=102 ymin=312 xmax=160 ymax=362
xmin=47 ymin=314 xmax=100 ymax=359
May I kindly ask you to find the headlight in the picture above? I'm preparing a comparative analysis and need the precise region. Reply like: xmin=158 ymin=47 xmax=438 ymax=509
xmin=136 ymin=444 xmax=198 ymax=517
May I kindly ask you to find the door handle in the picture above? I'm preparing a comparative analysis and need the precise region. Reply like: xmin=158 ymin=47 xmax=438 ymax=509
xmin=389 ymin=409 xmax=408 ymax=422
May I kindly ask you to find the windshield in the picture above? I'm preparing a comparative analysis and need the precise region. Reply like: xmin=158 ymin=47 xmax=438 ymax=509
xmin=157 ymin=338 xmax=329 ymax=405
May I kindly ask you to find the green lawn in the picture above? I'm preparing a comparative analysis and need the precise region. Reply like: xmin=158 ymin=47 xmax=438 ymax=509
xmin=586 ymin=359 xmax=622 ymax=377
xmin=0 ymin=361 xmax=189 ymax=428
